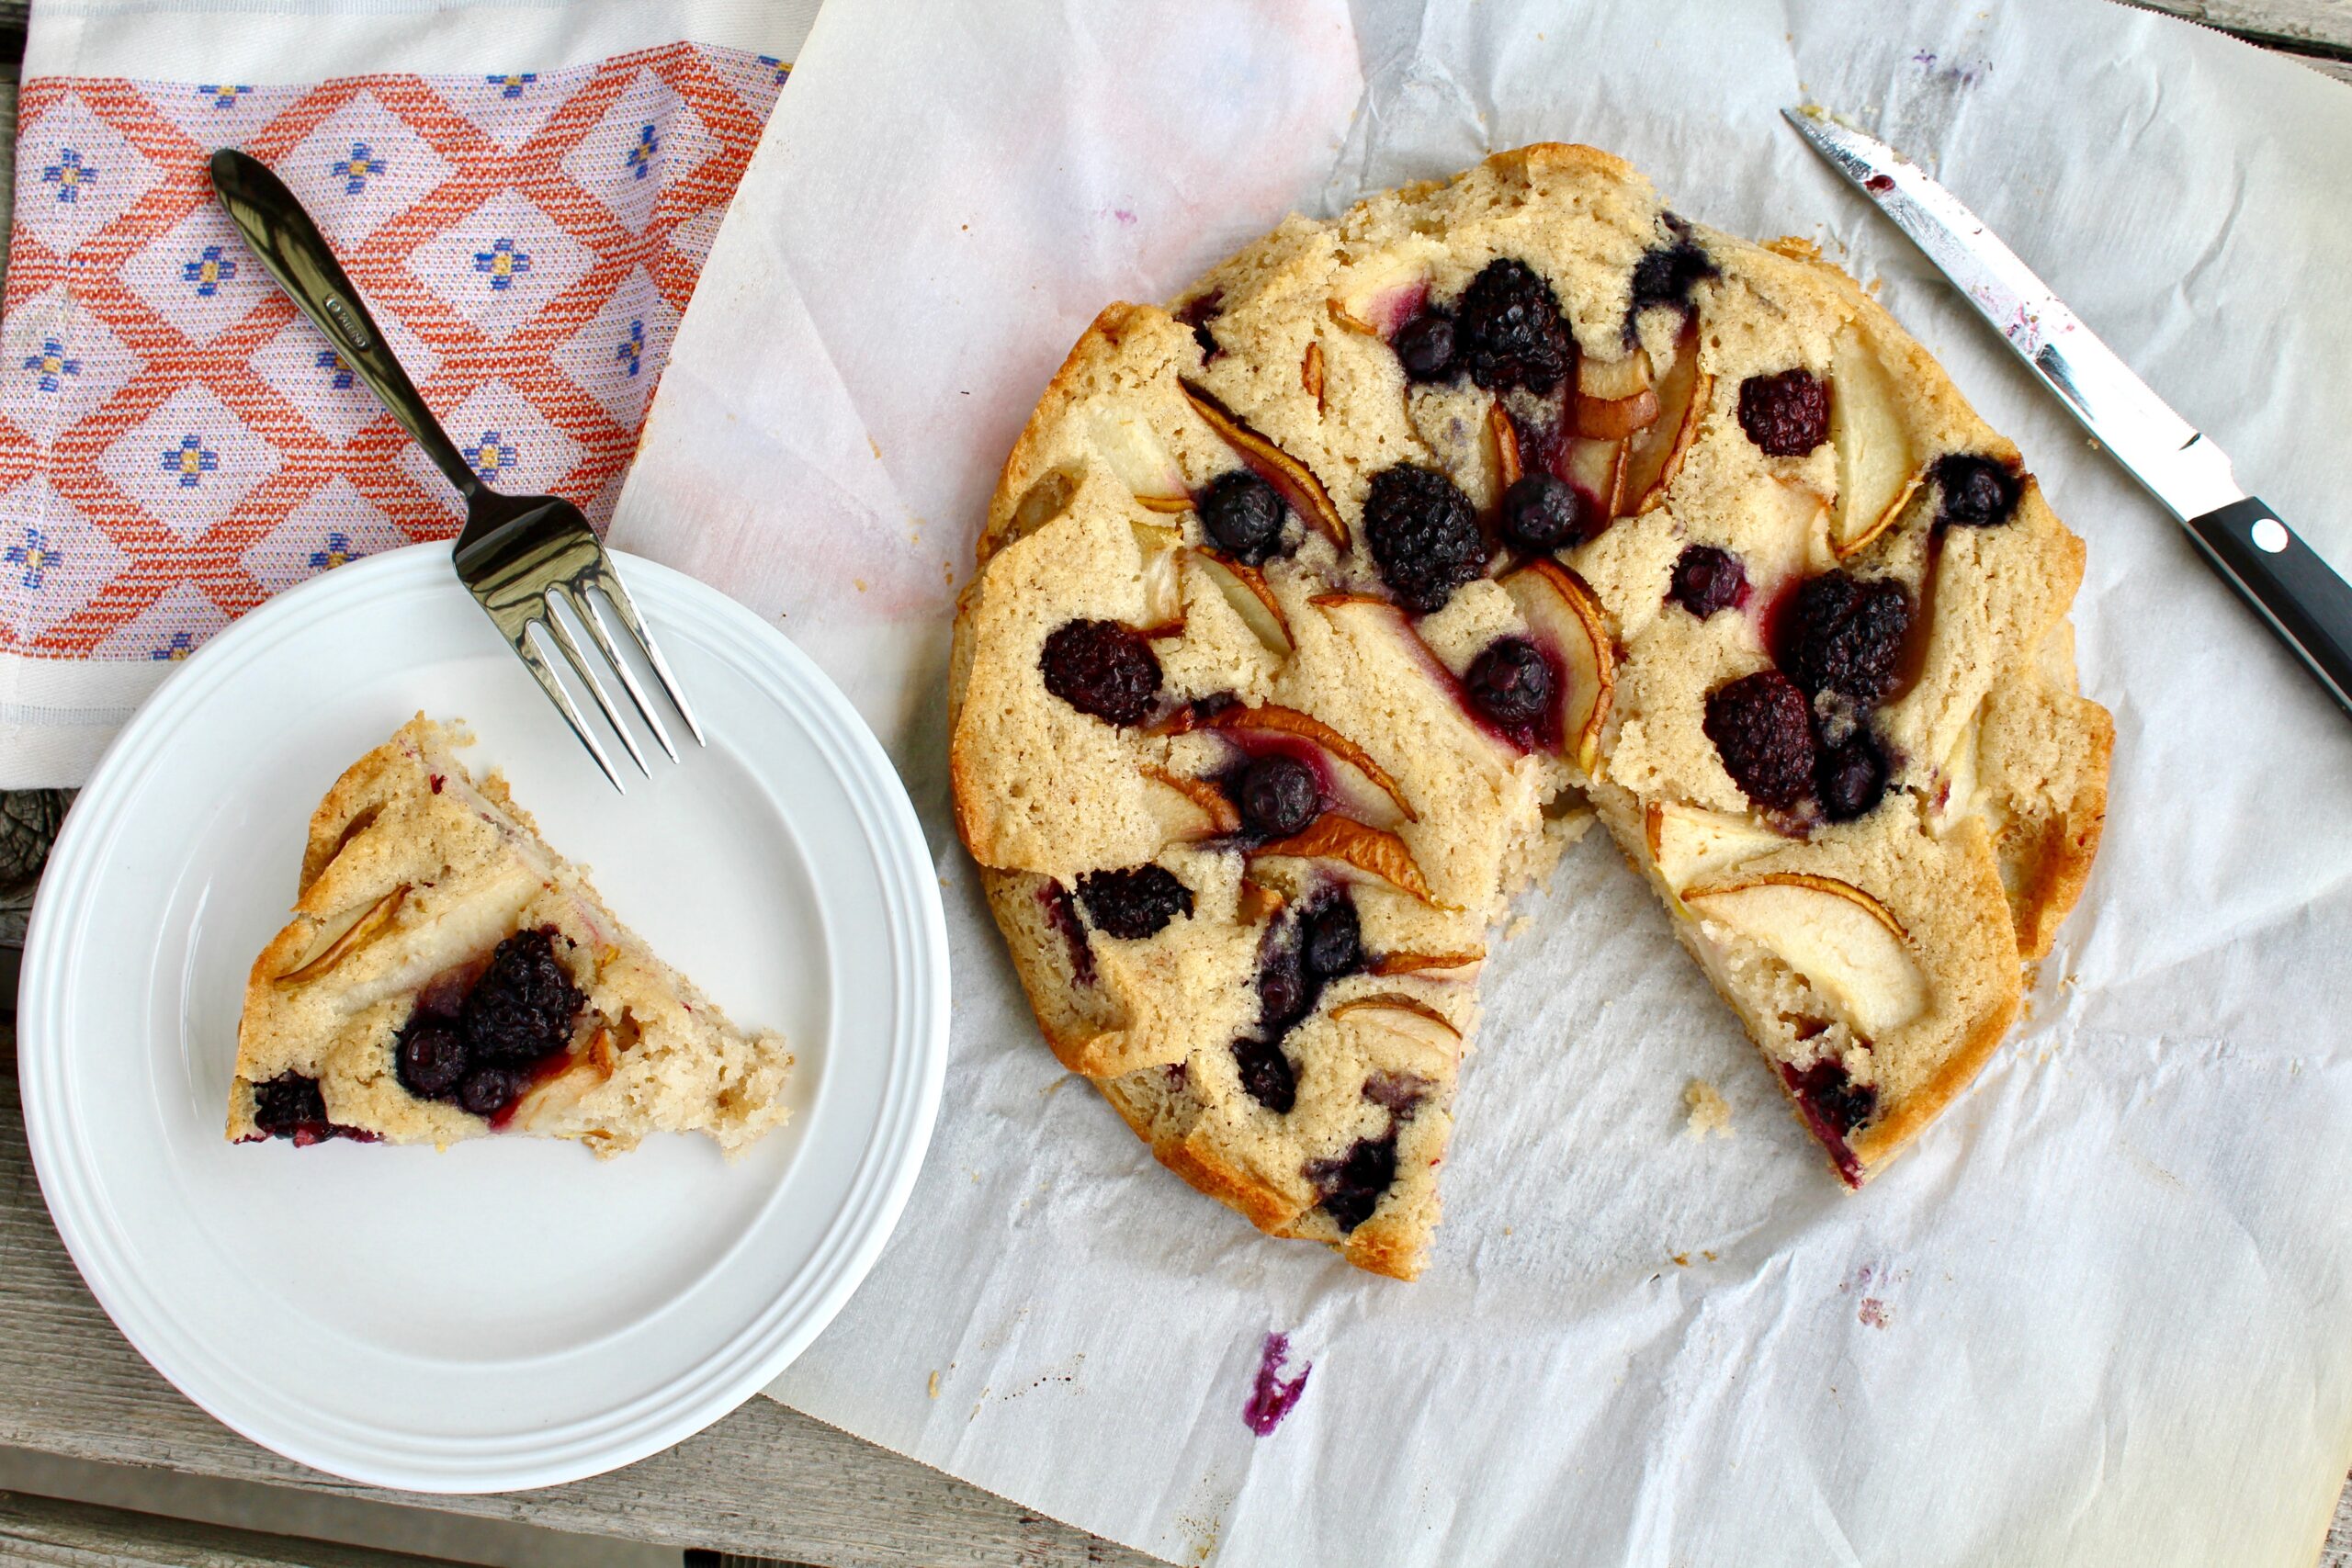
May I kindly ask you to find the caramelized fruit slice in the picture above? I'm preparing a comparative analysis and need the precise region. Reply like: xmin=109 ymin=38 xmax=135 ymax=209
xmin=1498 ymin=558 xmax=1615 ymax=774
xmin=1308 ymin=590 xmax=1529 ymax=765
xmin=1329 ymin=246 xmax=1438 ymax=338
xmin=1574 ymin=351 xmax=1661 ymax=439
xmin=1619 ymin=323 xmax=1708 ymax=514
xmin=275 ymin=885 xmax=409 ymax=986
xmin=1302 ymin=341 xmax=1326 ymax=410
xmin=1134 ymin=522 xmax=1187 ymax=634
xmin=1188 ymin=550 xmax=1295 ymax=658
xmin=1555 ymin=434 xmax=1625 ymax=518
xmin=1203 ymin=703 xmax=1416 ymax=826
xmin=1680 ymin=873 xmax=1928 ymax=1038
xmin=1828 ymin=323 xmax=1923 ymax=556
xmin=1490 ymin=402 xmax=1523 ymax=491
xmin=1643 ymin=802 xmax=1784 ymax=893
xmin=1237 ymin=877 xmax=1287 ymax=925
xmin=1370 ymin=950 xmax=1484 ymax=977
xmin=1329 ymin=992 xmax=1463 ymax=1070
xmin=1250 ymin=814 xmax=1447 ymax=907
xmin=1140 ymin=762 xmax=1243 ymax=840
xmin=1090 ymin=407 xmax=1193 ymax=513
xmin=1182 ymin=381 xmax=1349 ymax=548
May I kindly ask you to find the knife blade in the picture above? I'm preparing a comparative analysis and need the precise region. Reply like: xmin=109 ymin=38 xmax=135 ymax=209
xmin=1783 ymin=107 xmax=2352 ymax=721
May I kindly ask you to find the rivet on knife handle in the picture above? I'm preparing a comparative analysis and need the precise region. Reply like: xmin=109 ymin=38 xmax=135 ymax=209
xmin=2180 ymin=498 xmax=2352 ymax=718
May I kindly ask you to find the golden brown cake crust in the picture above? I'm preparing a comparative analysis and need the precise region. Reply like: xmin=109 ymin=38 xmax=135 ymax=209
xmin=951 ymin=143 xmax=2109 ymax=1275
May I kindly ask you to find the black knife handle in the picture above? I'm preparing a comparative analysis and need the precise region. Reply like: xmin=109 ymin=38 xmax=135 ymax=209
xmin=2181 ymin=497 xmax=2352 ymax=720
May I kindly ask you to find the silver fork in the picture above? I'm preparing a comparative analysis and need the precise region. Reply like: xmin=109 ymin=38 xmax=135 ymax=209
xmin=209 ymin=148 xmax=702 ymax=792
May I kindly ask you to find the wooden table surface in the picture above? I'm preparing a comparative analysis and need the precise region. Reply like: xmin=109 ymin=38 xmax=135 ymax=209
xmin=2 ymin=3 xmax=2347 ymax=1563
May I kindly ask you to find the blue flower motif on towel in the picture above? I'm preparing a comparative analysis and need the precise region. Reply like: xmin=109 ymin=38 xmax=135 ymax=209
xmin=615 ymin=320 xmax=646 ymax=378
xmin=308 ymin=531 xmax=357 ymax=571
xmin=488 ymin=73 xmax=537 ymax=99
xmin=316 ymin=348 xmax=356 ymax=390
xmin=331 ymin=141 xmax=385 ymax=196
xmin=199 ymin=85 xmax=252 ymax=110
xmin=5 ymin=526 xmax=56 ymax=591
xmin=626 ymin=124 xmax=660 ymax=180
xmin=473 ymin=238 xmax=531 ymax=291
xmin=757 ymin=55 xmax=792 ymax=86
xmin=150 ymin=629 xmax=198 ymax=661
xmin=468 ymin=431 xmax=518 ymax=481
xmin=162 ymin=434 xmax=220 ymax=488
xmin=24 ymin=338 xmax=82 ymax=393
xmin=183 ymin=244 xmax=238 ymax=298
xmin=42 ymin=149 xmax=96 ymax=205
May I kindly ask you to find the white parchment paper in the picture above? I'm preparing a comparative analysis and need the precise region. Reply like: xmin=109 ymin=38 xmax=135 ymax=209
xmin=609 ymin=2 xmax=2352 ymax=1562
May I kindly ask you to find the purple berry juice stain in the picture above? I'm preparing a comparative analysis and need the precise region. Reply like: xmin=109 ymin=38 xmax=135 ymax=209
xmin=1243 ymin=1332 xmax=1311 ymax=1436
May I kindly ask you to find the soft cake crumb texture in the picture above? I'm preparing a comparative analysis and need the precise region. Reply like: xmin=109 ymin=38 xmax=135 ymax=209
xmin=1684 ymin=1078 xmax=1733 ymax=1139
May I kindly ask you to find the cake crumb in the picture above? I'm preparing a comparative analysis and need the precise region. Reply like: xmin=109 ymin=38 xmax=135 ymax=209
xmin=1684 ymin=1078 xmax=1733 ymax=1139
xmin=928 ymin=1370 xmax=940 ymax=1399
xmin=1507 ymin=915 xmax=1535 ymax=940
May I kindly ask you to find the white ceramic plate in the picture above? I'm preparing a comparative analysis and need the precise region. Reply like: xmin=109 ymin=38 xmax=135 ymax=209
xmin=17 ymin=543 xmax=948 ymax=1493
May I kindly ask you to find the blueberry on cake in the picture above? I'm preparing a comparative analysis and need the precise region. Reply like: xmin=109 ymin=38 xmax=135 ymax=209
xmin=229 ymin=716 xmax=793 ymax=1154
xmin=949 ymin=144 xmax=2110 ymax=1278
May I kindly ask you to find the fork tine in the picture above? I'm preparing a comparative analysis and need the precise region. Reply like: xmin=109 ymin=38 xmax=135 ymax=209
xmin=563 ymin=582 xmax=678 ymax=762
xmin=584 ymin=559 xmax=706 ymax=746
xmin=539 ymin=592 xmax=650 ymax=777
xmin=512 ymin=626 xmax=627 ymax=794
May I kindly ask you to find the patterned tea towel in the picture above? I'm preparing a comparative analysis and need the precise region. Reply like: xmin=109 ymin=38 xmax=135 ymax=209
xmin=0 ymin=0 xmax=820 ymax=786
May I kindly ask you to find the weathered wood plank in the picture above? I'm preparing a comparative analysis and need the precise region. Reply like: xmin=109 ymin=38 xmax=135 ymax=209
xmin=2123 ymin=0 xmax=2352 ymax=54
xmin=0 ymin=1075 xmax=1159 ymax=1567
xmin=0 ymin=1491 xmax=457 ymax=1568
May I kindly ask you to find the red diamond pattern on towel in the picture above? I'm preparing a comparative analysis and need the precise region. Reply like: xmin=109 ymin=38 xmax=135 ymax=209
xmin=0 ymin=479 xmax=130 ymax=643
xmin=562 ymin=67 xmax=721 ymax=234
xmin=246 ymin=310 xmax=442 ymax=445
xmin=148 ymin=82 xmax=305 ymax=150
xmin=0 ymin=42 xmax=789 ymax=662
xmin=241 ymin=476 xmax=410 ymax=596
xmin=17 ymin=93 xmax=164 ymax=256
xmin=118 ymin=202 xmax=274 ymax=345
xmin=96 ymin=383 xmax=282 ymax=538
xmin=443 ymin=73 xmax=569 ymax=153
xmin=552 ymin=265 xmax=680 ymax=429
xmin=0 ymin=287 xmax=142 ymax=441
xmin=405 ymin=186 xmax=596 ymax=342
xmin=94 ymin=579 xmax=229 ymax=662
xmin=280 ymin=89 xmax=458 ymax=250
xmin=397 ymin=378 xmax=586 ymax=521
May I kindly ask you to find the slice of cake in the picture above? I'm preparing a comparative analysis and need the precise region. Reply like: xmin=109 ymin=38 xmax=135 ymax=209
xmin=947 ymin=143 xmax=2110 ymax=1278
xmin=229 ymin=716 xmax=792 ymax=1155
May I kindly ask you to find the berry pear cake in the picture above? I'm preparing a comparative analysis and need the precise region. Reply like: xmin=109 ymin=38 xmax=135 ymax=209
xmin=949 ymin=143 xmax=2109 ymax=1279
xmin=230 ymin=716 xmax=793 ymax=1154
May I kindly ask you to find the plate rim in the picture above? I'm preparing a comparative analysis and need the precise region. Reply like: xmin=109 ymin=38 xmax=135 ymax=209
xmin=17 ymin=542 xmax=950 ymax=1493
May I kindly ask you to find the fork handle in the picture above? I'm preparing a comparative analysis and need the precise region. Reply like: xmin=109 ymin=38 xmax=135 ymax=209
xmin=209 ymin=149 xmax=481 ymax=501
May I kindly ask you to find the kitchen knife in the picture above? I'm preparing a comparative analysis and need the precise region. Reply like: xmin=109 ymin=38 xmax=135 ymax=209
xmin=1783 ymin=107 xmax=2352 ymax=721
